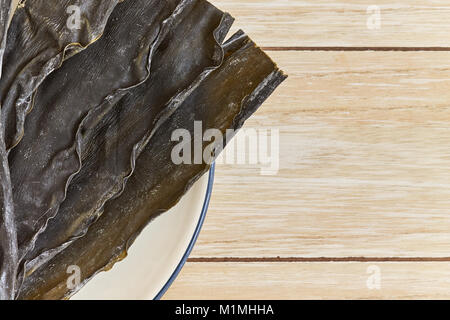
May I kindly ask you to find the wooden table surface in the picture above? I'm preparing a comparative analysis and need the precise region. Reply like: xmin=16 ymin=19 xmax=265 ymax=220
xmin=165 ymin=0 xmax=450 ymax=299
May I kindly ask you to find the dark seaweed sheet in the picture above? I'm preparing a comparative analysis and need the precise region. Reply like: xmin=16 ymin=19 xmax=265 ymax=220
xmin=23 ymin=0 xmax=233 ymax=278
xmin=0 ymin=0 xmax=121 ymax=151
xmin=18 ymin=31 xmax=286 ymax=300
xmin=9 ymin=0 xmax=186 ymax=265
xmin=0 ymin=0 xmax=17 ymax=300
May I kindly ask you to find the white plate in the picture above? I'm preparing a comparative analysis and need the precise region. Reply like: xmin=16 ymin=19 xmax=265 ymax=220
xmin=71 ymin=165 xmax=215 ymax=300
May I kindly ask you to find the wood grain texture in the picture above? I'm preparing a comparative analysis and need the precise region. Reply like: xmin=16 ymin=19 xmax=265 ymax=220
xmin=165 ymin=262 xmax=450 ymax=299
xmin=190 ymin=51 xmax=450 ymax=258
xmin=166 ymin=1 xmax=450 ymax=299
xmin=264 ymin=51 xmax=450 ymax=111
xmin=211 ymin=0 xmax=450 ymax=47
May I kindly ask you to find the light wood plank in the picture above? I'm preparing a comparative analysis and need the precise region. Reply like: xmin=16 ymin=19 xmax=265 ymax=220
xmin=191 ymin=51 xmax=450 ymax=257
xmin=164 ymin=262 xmax=450 ymax=299
xmin=263 ymin=51 xmax=450 ymax=112
xmin=211 ymin=0 xmax=450 ymax=47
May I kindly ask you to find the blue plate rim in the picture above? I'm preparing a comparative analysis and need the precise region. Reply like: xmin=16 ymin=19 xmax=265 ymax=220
xmin=154 ymin=163 xmax=215 ymax=300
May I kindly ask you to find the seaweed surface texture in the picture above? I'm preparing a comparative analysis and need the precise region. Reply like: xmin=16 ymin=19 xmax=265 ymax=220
xmin=22 ymin=0 xmax=233 ymax=279
xmin=9 ymin=0 xmax=186 ymax=276
xmin=0 ymin=0 xmax=121 ymax=151
xmin=0 ymin=0 xmax=286 ymax=300
xmin=0 ymin=0 xmax=17 ymax=300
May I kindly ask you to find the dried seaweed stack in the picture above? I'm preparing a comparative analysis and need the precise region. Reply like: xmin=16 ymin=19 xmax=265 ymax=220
xmin=0 ymin=0 xmax=286 ymax=299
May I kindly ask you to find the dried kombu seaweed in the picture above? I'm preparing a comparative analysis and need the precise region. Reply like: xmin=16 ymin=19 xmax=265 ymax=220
xmin=2 ymin=0 xmax=122 ymax=283
xmin=18 ymin=31 xmax=286 ymax=300
xmin=0 ymin=129 xmax=15 ymax=300
xmin=0 ymin=0 xmax=285 ymax=300
xmin=22 ymin=0 xmax=233 ymax=278
xmin=0 ymin=131 xmax=15 ymax=300
xmin=9 ymin=0 xmax=187 ymax=265
xmin=0 ymin=0 xmax=18 ymax=300
xmin=0 ymin=0 xmax=121 ymax=151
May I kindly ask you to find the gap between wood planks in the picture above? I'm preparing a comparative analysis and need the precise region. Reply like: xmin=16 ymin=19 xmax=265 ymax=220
xmin=188 ymin=257 xmax=450 ymax=262
xmin=262 ymin=47 xmax=450 ymax=51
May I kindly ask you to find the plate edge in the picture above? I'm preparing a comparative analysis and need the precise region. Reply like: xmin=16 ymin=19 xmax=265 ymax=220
xmin=154 ymin=163 xmax=215 ymax=300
